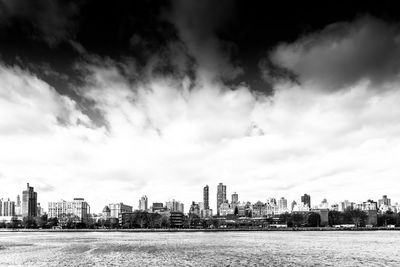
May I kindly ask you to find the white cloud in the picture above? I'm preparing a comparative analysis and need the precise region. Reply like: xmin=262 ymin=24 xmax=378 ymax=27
xmin=2 ymin=15 xmax=400 ymax=212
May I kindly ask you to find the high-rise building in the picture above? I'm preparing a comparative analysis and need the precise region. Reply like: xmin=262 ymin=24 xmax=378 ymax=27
xmin=37 ymin=203 xmax=43 ymax=216
xmin=166 ymin=199 xmax=184 ymax=213
xmin=217 ymin=183 xmax=226 ymax=215
xmin=15 ymin=195 xmax=21 ymax=216
xmin=378 ymin=195 xmax=391 ymax=207
xmin=109 ymin=203 xmax=133 ymax=218
xmin=48 ymin=198 xmax=90 ymax=222
xmin=139 ymin=195 xmax=148 ymax=211
xmin=291 ymin=200 xmax=297 ymax=211
xmin=203 ymin=185 xmax=209 ymax=210
xmin=301 ymin=194 xmax=311 ymax=208
xmin=189 ymin=201 xmax=200 ymax=216
xmin=22 ymin=183 xmax=37 ymax=218
xmin=231 ymin=192 xmax=238 ymax=204
xmin=0 ymin=198 xmax=15 ymax=216
xmin=278 ymin=197 xmax=287 ymax=211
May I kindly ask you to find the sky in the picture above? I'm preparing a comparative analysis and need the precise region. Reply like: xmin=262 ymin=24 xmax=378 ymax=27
xmin=1 ymin=0 xmax=400 ymax=213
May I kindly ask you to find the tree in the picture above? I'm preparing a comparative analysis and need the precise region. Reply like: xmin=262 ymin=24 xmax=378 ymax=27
xmin=291 ymin=213 xmax=305 ymax=227
xmin=35 ymin=215 xmax=47 ymax=228
xmin=344 ymin=209 xmax=367 ymax=227
xmin=161 ymin=215 xmax=170 ymax=228
xmin=234 ymin=206 xmax=239 ymax=216
xmin=328 ymin=210 xmax=343 ymax=226
xmin=210 ymin=218 xmax=219 ymax=228
xmin=10 ymin=217 xmax=20 ymax=229
xmin=307 ymin=212 xmax=321 ymax=227
xmin=59 ymin=213 xmax=80 ymax=228
xmin=46 ymin=217 xmax=58 ymax=228
xmin=83 ymin=215 xmax=96 ymax=229
xmin=377 ymin=212 xmax=397 ymax=227
xmin=22 ymin=217 xmax=37 ymax=228
xmin=279 ymin=212 xmax=291 ymax=226
xmin=148 ymin=213 xmax=162 ymax=228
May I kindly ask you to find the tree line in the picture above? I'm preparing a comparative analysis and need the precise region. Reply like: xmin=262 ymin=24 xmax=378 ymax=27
xmin=0 ymin=209 xmax=399 ymax=229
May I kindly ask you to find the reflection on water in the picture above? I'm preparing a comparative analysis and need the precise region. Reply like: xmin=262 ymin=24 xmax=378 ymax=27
xmin=0 ymin=231 xmax=399 ymax=266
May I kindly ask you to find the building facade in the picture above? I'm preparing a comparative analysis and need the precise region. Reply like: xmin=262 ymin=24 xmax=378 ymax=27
xmin=217 ymin=183 xmax=226 ymax=216
xmin=109 ymin=203 xmax=133 ymax=219
xmin=22 ymin=183 xmax=37 ymax=218
xmin=166 ymin=199 xmax=184 ymax=213
xmin=278 ymin=197 xmax=288 ymax=212
xmin=301 ymin=194 xmax=311 ymax=208
xmin=231 ymin=192 xmax=238 ymax=205
xmin=0 ymin=199 xmax=15 ymax=216
xmin=189 ymin=201 xmax=200 ymax=216
xmin=15 ymin=195 xmax=21 ymax=216
xmin=139 ymin=195 xmax=148 ymax=211
xmin=152 ymin=202 xmax=164 ymax=212
xmin=378 ymin=195 xmax=391 ymax=207
xmin=170 ymin=212 xmax=184 ymax=228
xmin=48 ymin=198 xmax=90 ymax=222
xmin=203 ymin=185 xmax=209 ymax=210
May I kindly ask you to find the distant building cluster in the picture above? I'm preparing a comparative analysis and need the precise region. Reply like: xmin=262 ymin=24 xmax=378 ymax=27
xmin=1 ymin=182 xmax=400 ymax=229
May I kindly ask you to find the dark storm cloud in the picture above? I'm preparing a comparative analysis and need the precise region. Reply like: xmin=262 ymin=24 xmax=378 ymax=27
xmin=168 ymin=0 xmax=242 ymax=81
xmin=0 ymin=0 xmax=80 ymax=44
xmin=266 ymin=16 xmax=400 ymax=91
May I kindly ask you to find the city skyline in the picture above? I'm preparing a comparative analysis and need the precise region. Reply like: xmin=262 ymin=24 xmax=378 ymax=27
xmin=1 ymin=182 xmax=398 ymax=215
xmin=1 ymin=1 xmax=400 ymax=213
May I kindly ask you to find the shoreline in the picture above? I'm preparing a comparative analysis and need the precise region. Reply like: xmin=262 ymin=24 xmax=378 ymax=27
xmin=1 ymin=227 xmax=400 ymax=233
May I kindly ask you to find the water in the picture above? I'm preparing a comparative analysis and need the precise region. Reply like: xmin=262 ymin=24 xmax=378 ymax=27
xmin=0 ymin=231 xmax=399 ymax=266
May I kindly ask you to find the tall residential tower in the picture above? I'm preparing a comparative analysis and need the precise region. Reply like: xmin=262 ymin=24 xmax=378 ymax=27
xmin=203 ymin=185 xmax=209 ymax=210
xmin=217 ymin=183 xmax=226 ymax=216
xmin=22 ymin=183 xmax=37 ymax=218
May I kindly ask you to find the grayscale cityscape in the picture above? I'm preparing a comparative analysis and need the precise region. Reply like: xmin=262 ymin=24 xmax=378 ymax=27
xmin=0 ymin=182 xmax=398 ymax=229
xmin=1 ymin=0 xmax=400 ymax=266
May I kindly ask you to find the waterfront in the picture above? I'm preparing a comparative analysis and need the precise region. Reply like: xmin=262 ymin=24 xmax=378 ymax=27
xmin=0 ymin=231 xmax=399 ymax=266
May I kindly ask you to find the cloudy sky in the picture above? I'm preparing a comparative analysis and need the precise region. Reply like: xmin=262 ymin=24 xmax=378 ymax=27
xmin=1 ymin=0 xmax=400 ymax=213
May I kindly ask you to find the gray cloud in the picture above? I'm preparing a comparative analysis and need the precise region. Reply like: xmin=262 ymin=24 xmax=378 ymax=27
xmin=0 ymin=0 xmax=80 ymax=44
xmin=266 ymin=16 xmax=400 ymax=91
xmin=167 ymin=0 xmax=242 ymax=82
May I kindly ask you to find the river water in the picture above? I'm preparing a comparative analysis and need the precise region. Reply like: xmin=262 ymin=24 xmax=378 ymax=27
xmin=0 ymin=231 xmax=399 ymax=266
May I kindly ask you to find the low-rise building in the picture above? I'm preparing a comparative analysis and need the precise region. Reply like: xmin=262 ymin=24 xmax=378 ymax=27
xmin=219 ymin=202 xmax=233 ymax=216
xmin=201 ymin=209 xmax=213 ymax=218
xmin=170 ymin=212 xmax=184 ymax=228
xmin=189 ymin=202 xmax=201 ymax=216
xmin=48 ymin=198 xmax=90 ymax=222
xmin=109 ymin=203 xmax=133 ymax=220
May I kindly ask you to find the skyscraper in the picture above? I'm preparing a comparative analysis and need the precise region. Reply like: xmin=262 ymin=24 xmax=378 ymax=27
xmin=1 ymin=199 xmax=16 ymax=216
xmin=203 ymin=185 xmax=209 ymax=210
xmin=217 ymin=183 xmax=226 ymax=215
xmin=139 ymin=195 xmax=148 ymax=211
xmin=278 ymin=197 xmax=287 ymax=211
xmin=291 ymin=200 xmax=297 ymax=211
xmin=15 ymin=195 xmax=21 ymax=216
xmin=301 ymin=194 xmax=311 ymax=208
xmin=22 ymin=183 xmax=37 ymax=218
xmin=231 ymin=192 xmax=238 ymax=204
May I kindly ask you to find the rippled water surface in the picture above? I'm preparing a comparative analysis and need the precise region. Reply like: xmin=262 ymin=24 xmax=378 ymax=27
xmin=0 ymin=231 xmax=399 ymax=266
